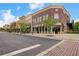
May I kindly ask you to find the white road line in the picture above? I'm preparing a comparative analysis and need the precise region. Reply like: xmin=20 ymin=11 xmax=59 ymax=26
xmin=36 ymin=40 xmax=65 ymax=56
xmin=1 ymin=44 xmax=41 ymax=56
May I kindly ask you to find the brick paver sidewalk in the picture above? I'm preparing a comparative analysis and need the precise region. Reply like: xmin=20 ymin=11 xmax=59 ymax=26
xmin=45 ymin=40 xmax=79 ymax=56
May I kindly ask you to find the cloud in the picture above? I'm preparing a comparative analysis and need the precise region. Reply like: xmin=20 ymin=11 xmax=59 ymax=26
xmin=74 ymin=19 xmax=79 ymax=23
xmin=29 ymin=3 xmax=44 ymax=10
xmin=28 ymin=3 xmax=45 ymax=15
xmin=17 ymin=6 xmax=21 ymax=11
xmin=0 ymin=9 xmax=19 ymax=27
xmin=0 ymin=21 xmax=4 ymax=27
xmin=27 ymin=11 xmax=32 ymax=15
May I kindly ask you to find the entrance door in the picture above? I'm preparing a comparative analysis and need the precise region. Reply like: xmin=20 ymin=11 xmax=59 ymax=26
xmin=53 ymin=25 xmax=61 ymax=34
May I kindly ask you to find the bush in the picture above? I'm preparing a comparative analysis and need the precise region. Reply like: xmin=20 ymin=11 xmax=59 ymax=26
xmin=19 ymin=22 xmax=30 ymax=33
xmin=74 ymin=22 xmax=79 ymax=31
xmin=67 ymin=31 xmax=79 ymax=34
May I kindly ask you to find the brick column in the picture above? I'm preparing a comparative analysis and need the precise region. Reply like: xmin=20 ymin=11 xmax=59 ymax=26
xmin=64 ymin=24 xmax=67 ymax=32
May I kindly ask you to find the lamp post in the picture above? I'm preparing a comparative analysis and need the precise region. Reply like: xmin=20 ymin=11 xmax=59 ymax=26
xmin=31 ymin=16 xmax=33 ymax=35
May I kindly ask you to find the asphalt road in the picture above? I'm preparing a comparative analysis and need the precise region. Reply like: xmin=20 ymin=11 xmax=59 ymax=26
xmin=0 ymin=32 xmax=61 ymax=56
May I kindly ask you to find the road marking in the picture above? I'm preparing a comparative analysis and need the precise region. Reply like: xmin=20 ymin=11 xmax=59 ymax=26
xmin=36 ymin=40 xmax=65 ymax=56
xmin=1 ymin=44 xmax=41 ymax=56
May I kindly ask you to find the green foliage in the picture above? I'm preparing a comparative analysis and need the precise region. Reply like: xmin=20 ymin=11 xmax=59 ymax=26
xmin=43 ymin=17 xmax=56 ymax=28
xmin=0 ymin=28 xmax=3 ymax=31
xmin=74 ymin=22 xmax=79 ymax=31
xmin=9 ymin=22 xmax=17 ymax=32
xmin=9 ymin=24 xmax=14 ymax=32
xmin=19 ymin=22 xmax=28 ymax=33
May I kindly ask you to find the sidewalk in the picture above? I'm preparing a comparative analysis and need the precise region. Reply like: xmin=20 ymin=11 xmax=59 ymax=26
xmin=15 ymin=33 xmax=79 ymax=56
xmin=16 ymin=33 xmax=79 ymax=40
xmin=44 ymin=40 xmax=79 ymax=56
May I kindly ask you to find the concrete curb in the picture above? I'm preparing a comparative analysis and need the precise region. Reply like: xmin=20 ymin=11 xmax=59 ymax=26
xmin=15 ymin=33 xmax=62 ymax=40
xmin=24 ymin=34 xmax=79 ymax=41
xmin=36 ymin=40 xmax=65 ymax=56
xmin=15 ymin=33 xmax=79 ymax=40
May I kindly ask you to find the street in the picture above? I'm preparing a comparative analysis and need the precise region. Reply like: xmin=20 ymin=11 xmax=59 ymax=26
xmin=0 ymin=32 xmax=61 ymax=56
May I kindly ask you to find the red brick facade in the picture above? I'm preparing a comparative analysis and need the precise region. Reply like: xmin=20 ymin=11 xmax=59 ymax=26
xmin=32 ymin=5 xmax=70 ymax=33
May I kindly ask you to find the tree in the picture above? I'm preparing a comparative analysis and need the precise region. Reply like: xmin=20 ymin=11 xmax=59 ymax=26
xmin=0 ymin=28 xmax=4 ymax=31
xmin=43 ymin=17 xmax=56 ymax=33
xmin=9 ymin=22 xmax=16 ymax=32
xmin=74 ymin=21 xmax=79 ymax=31
xmin=9 ymin=24 xmax=13 ymax=32
xmin=19 ymin=16 xmax=26 ymax=20
xmin=19 ymin=22 xmax=29 ymax=33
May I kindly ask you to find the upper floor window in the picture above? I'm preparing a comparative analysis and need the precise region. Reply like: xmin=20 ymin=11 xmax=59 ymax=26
xmin=33 ymin=18 xmax=36 ymax=23
xmin=54 ymin=13 xmax=59 ymax=19
xmin=35 ymin=18 xmax=37 ymax=23
xmin=43 ymin=14 xmax=49 ymax=20
xmin=39 ymin=17 xmax=42 ymax=22
xmin=37 ymin=17 xmax=39 ymax=22
xmin=46 ymin=14 xmax=48 ymax=18
xmin=43 ymin=15 xmax=46 ymax=20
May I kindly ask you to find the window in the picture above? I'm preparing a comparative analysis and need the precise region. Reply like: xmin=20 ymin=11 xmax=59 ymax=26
xmin=46 ymin=14 xmax=48 ymax=18
xmin=39 ymin=17 xmax=42 ymax=22
xmin=43 ymin=15 xmax=46 ymax=20
xmin=54 ymin=13 xmax=59 ymax=19
xmin=37 ymin=17 xmax=39 ymax=22
xmin=34 ymin=18 xmax=36 ymax=23
xmin=43 ymin=14 xmax=48 ymax=20
xmin=35 ymin=18 xmax=38 ymax=23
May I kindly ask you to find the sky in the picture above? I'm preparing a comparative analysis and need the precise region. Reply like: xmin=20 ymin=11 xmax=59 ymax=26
xmin=0 ymin=3 xmax=79 ymax=27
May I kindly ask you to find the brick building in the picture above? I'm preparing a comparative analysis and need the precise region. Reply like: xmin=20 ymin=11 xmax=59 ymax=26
xmin=32 ymin=5 xmax=70 ymax=33
xmin=16 ymin=14 xmax=32 ymax=29
xmin=11 ymin=14 xmax=32 ymax=32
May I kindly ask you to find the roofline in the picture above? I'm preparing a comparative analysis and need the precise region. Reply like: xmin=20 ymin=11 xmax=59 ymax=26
xmin=33 ymin=5 xmax=70 ymax=16
xmin=25 ymin=14 xmax=33 ymax=17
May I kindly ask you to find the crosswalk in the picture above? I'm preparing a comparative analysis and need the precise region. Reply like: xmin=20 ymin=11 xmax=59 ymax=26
xmin=1 ymin=44 xmax=41 ymax=56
